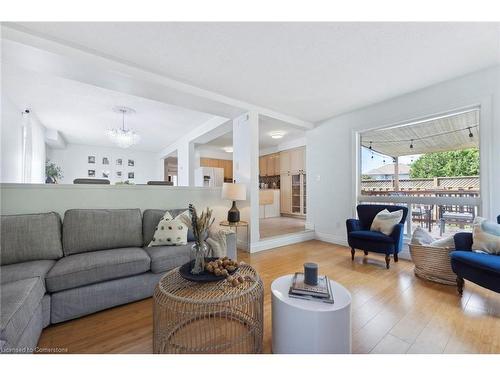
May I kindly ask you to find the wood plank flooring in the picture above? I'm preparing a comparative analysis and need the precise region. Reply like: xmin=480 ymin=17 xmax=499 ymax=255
xmin=259 ymin=216 xmax=306 ymax=238
xmin=37 ymin=240 xmax=500 ymax=354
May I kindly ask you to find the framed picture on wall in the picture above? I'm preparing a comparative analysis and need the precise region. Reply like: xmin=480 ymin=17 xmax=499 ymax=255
xmin=102 ymin=171 xmax=110 ymax=178
xmin=88 ymin=170 xmax=95 ymax=177
xmin=128 ymin=159 xmax=135 ymax=167
xmin=116 ymin=158 xmax=122 ymax=166
xmin=128 ymin=172 xmax=135 ymax=179
xmin=88 ymin=156 xmax=96 ymax=164
xmin=102 ymin=157 xmax=110 ymax=165
xmin=116 ymin=171 xmax=122 ymax=177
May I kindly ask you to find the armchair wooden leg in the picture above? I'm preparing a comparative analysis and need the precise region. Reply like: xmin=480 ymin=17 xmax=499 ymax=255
xmin=457 ymin=277 xmax=464 ymax=296
xmin=364 ymin=251 xmax=368 ymax=256
xmin=351 ymin=248 xmax=355 ymax=261
xmin=385 ymin=254 xmax=390 ymax=269
xmin=394 ymin=253 xmax=398 ymax=262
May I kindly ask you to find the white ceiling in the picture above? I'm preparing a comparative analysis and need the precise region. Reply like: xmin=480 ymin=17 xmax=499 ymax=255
xmin=3 ymin=65 xmax=217 ymax=152
xmin=9 ymin=22 xmax=500 ymax=122
xmin=197 ymin=115 xmax=306 ymax=152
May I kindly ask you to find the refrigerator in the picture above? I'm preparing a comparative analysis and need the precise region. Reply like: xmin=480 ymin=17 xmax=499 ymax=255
xmin=194 ymin=167 xmax=224 ymax=187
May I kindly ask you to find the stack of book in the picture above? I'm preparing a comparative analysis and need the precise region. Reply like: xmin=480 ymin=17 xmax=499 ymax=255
xmin=288 ymin=272 xmax=334 ymax=304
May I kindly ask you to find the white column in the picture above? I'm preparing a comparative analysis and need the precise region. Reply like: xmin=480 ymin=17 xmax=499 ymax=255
xmin=177 ymin=141 xmax=195 ymax=186
xmin=233 ymin=111 xmax=260 ymax=249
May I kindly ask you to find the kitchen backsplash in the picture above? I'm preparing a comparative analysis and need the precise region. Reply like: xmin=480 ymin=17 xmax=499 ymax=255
xmin=259 ymin=175 xmax=280 ymax=189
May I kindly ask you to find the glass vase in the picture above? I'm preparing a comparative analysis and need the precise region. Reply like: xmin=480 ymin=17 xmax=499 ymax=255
xmin=191 ymin=241 xmax=208 ymax=275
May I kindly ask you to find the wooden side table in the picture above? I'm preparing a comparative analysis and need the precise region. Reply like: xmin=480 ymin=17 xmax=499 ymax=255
xmin=153 ymin=264 xmax=264 ymax=353
xmin=219 ymin=220 xmax=249 ymax=250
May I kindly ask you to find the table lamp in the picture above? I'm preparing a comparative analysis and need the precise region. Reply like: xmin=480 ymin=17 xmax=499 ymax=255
xmin=222 ymin=182 xmax=247 ymax=223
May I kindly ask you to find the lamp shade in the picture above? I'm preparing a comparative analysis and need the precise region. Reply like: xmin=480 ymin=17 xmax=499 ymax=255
xmin=221 ymin=183 xmax=246 ymax=201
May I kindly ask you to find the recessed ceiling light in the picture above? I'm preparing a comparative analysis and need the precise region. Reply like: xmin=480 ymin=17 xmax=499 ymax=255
xmin=270 ymin=131 xmax=285 ymax=139
xmin=223 ymin=146 xmax=233 ymax=153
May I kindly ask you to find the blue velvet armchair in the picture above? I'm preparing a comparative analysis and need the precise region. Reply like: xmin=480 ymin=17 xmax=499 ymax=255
xmin=346 ymin=204 xmax=408 ymax=269
xmin=451 ymin=215 xmax=500 ymax=295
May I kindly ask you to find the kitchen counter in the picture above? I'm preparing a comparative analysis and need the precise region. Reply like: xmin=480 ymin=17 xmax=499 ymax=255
xmin=259 ymin=189 xmax=280 ymax=218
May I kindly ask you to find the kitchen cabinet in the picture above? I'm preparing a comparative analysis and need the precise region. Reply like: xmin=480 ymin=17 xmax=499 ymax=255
xmin=280 ymin=174 xmax=292 ymax=214
xmin=259 ymin=189 xmax=280 ymax=218
xmin=279 ymin=150 xmax=290 ymax=174
xmin=259 ymin=153 xmax=280 ymax=177
xmin=259 ymin=156 xmax=268 ymax=176
xmin=279 ymin=147 xmax=305 ymax=174
xmin=200 ymin=158 xmax=233 ymax=181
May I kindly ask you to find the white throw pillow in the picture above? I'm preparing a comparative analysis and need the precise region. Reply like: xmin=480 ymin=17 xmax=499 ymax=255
xmin=411 ymin=227 xmax=434 ymax=245
xmin=148 ymin=210 xmax=189 ymax=247
xmin=471 ymin=217 xmax=500 ymax=255
xmin=430 ymin=236 xmax=455 ymax=249
xmin=370 ymin=209 xmax=403 ymax=236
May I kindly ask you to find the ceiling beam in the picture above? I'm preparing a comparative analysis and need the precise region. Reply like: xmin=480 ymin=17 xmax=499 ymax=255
xmin=2 ymin=25 xmax=314 ymax=130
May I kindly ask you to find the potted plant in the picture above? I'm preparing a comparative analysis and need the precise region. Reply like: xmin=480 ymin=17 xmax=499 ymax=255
xmin=45 ymin=160 xmax=63 ymax=184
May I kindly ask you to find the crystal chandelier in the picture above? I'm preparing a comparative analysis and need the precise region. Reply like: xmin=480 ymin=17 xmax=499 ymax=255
xmin=107 ymin=106 xmax=140 ymax=148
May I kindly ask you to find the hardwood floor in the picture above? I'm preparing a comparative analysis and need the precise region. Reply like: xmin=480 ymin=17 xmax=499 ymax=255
xmin=37 ymin=240 xmax=500 ymax=354
xmin=259 ymin=216 xmax=306 ymax=238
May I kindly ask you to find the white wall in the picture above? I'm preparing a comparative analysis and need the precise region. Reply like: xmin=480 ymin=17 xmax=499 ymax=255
xmin=1 ymin=96 xmax=23 ymax=182
xmin=1 ymin=96 xmax=46 ymax=183
xmin=0 ymin=184 xmax=233 ymax=225
xmin=47 ymin=143 xmax=161 ymax=184
xmin=308 ymin=66 xmax=500 ymax=245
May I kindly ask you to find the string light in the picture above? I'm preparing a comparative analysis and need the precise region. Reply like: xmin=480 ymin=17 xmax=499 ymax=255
xmin=363 ymin=124 xmax=478 ymax=149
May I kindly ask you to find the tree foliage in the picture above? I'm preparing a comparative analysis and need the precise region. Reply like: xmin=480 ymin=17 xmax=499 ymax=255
xmin=409 ymin=148 xmax=479 ymax=178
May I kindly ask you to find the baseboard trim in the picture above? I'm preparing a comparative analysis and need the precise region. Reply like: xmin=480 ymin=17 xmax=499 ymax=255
xmin=314 ymin=231 xmax=412 ymax=261
xmin=250 ymin=230 xmax=315 ymax=253
xmin=315 ymin=231 xmax=349 ymax=247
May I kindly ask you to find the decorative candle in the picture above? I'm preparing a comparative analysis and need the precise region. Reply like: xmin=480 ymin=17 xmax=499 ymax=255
xmin=304 ymin=263 xmax=318 ymax=286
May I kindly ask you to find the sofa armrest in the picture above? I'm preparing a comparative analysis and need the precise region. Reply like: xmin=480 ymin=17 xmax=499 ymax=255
xmin=454 ymin=232 xmax=473 ymax=251
xmin=346 ymin=219 xmax=361 ymax=233
xmin=225 ymin=232 xmax=237 ymax=260
xmin=390 ymin=223 xmax=405 ymax=253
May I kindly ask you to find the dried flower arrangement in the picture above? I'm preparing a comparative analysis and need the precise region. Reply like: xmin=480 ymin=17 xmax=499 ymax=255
xmin=181 ymin=204 xmax=215 ymax=274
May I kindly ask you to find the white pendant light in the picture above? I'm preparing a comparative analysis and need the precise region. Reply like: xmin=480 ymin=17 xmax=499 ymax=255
xmin=107 ymin=106 xmax=140 ymax=148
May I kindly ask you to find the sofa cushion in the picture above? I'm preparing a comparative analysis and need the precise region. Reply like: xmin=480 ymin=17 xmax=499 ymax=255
xmin=46 ymin=247 xmax=151 ymax=292
xmin=1 ymin=260 xmax=56 ymax=288
xmin=143 ymin=209 xmax=195 ymax=246
xmin=63 ymin=209 xmax=143 ymax=255
xmin=148 ymin=211 xmax=189 ymax=247
xmin=144 ymin=244 xmax=191 ymax=273
xmin=370 ymin=209 xmax=403 ymax=235
xmin=1 ymin=212 xmax=63 ymax=265
xmin=349 ymin=230 xmax=395 ymax=244
xmin=0 ymin=277 xmax=44 ymax=346
xmin=450 ymin=251 xmax=500 ymax=275
xmin=471 ymin=217 xmax=500 ymax=255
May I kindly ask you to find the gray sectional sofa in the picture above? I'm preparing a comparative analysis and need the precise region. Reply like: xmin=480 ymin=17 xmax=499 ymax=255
xmin=0 ymin=208 xmax=236 ymax=353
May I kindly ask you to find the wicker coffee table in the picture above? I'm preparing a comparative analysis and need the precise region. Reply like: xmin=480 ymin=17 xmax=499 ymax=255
xmin=153 ymin=263 xmax=264 ymax=354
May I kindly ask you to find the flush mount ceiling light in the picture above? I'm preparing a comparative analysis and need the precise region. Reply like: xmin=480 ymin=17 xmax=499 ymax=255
xmin=107 ymin=106 xmax=140 ymax=148
xmin=270 ymin=131 xmax=285 ymax=139
xmin=223 ymin=146 xmax=233 ymax=153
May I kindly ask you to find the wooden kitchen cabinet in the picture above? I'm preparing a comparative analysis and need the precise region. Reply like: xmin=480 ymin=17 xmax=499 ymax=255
xmin=279 ymin=150 xmax=290 ymax=174
xmin=273 ymin=153 xmax=280 ymax=175
xmin=280 ymin=174 xmax=292 ymax=214
xmin=259 ymin=156 xmax=268 ymax=176
xmin=289 ymin=146 xmax=305 ymax=173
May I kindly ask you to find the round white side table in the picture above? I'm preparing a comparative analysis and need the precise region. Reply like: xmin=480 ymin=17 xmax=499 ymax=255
xmin=271 ymin=274 xmax=352 ymax=354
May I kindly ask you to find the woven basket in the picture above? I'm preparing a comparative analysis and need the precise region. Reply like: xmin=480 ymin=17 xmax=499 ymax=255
xmin=409 ymin=243 xmax=457 ymax=285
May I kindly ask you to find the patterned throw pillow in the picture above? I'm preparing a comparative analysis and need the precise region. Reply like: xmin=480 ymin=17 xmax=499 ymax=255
xmin=148 ymin=211 xmax=189 ymax=247
xmin=370 ymin=209 xmax=403 ymax=236
xmin=472 ymin=217 xmax=500 ymax=255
